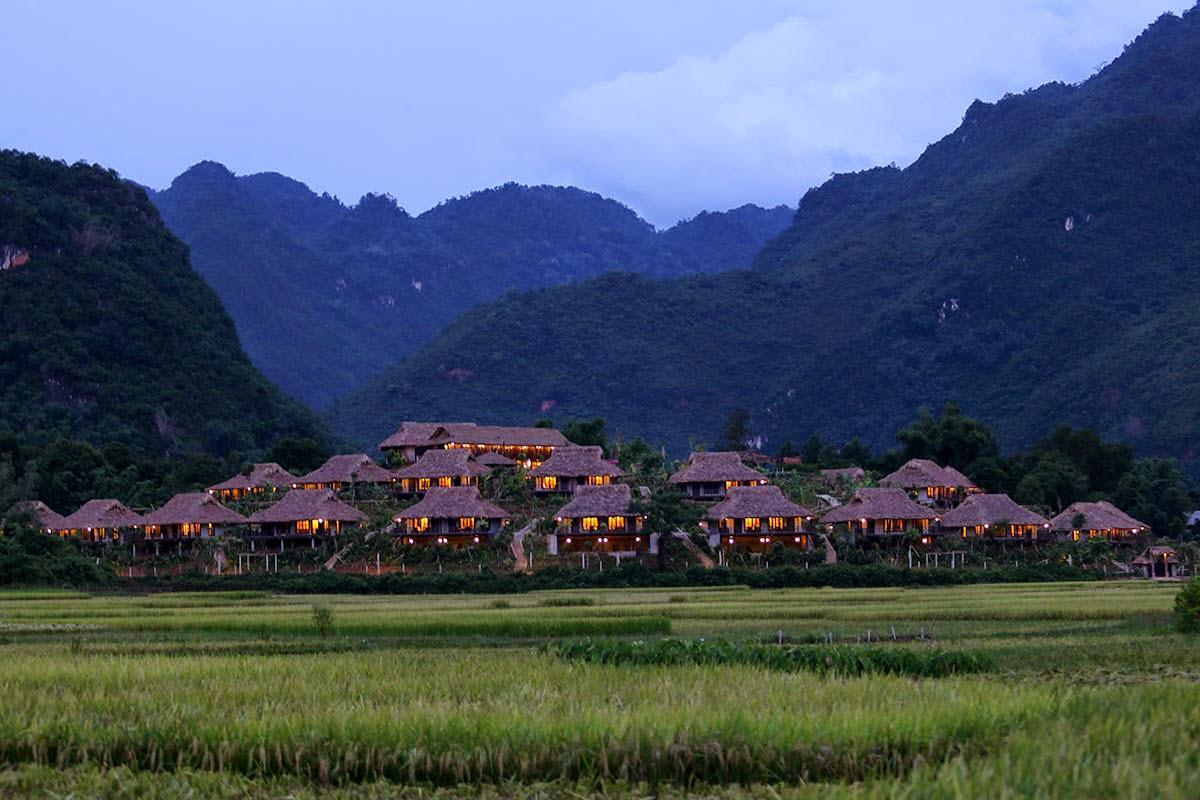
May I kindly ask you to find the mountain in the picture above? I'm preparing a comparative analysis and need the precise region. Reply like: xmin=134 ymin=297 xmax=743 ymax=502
xmin=150 ymin=170 xmax=792 ymax=408
xmin=0 ymin=150 xmax=326 ymax=457
xmin=326 ymin=8 xmax=1200 ymax=465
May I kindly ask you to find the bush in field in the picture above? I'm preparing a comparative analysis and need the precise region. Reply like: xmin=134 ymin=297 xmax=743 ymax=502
xmin=312 ymin=603 xmax=335 ymax=638
xmin=1173 ymin=577 xmax=1200 ymax=633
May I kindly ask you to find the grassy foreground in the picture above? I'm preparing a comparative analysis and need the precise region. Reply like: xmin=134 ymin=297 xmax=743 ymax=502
xmin=0 ymin=582 xmax=1196 ymax=797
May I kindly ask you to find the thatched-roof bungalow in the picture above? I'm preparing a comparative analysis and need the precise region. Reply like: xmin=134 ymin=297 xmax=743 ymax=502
xmin=552 ymin=484 xmax=647 ymax=553
xmin=394 ymin=449 xmax=489 ymax=495
xmin=139 ymin=493 xmax=247 ymax=555
xmin=59 ymin=499 xmax=144 ymax=544
xmin=530 ymin=446 xmax=625 ymax=494
xmin=207 ymin=463 xmax=298 ymax=501
xmin=668 ymin=452 xmax=767 ymax=501
xmin=474 ymin=450 xmax=517 ymax=470
xmin=821 ymin=488 xmax=941 ymax=539
xmin=424 ymin=424 xmax=569 ymax=468
xmin=248 ymin=489 xmax=367 ymax=548
xmin=379 ymin=421 xmax=479 ymax=464
xmin=1132 ymin=546 xmax=1179 ymax=579
xmin=393 ymin=486 xmax=510 ymax=548
xmin=294 ymin=454 xmax=396 ymax=491
xmin=5 ymin=500 xmax=68 ymax=533
xmin=940 ymin=493 xmax=1049 ymax=540
xmin=706 ymin=485 xmax=814 ymax=552
xmin=1047 ymin=501 xmax=1149 ymax=541
xmin=879 ymin=459 xmax=978 ymax=506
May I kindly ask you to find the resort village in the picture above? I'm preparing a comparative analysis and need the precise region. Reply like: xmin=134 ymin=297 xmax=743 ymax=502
xmin=4 ymin=420 xmax=1180 ymax=581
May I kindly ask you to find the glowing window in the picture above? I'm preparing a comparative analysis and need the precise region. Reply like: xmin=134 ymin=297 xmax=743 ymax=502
xmin=768 ymin=517 xmax=785 ymax=530
xmin=458 ymin=517 xmax=476 ymax=531
xmin=607 ymin=516 xmax=626 ymax=531
xmin=438 ymin=476 xmax=453 ymax=487
xmin=744 ymin=517 xmax=762 ymax=531
xmin=587 ymin=475 xmax=609 ymax=486
xmin=582 ymin=517 xmax=599 ymax=532
xmin=417 ymin=478 xmax=431 ymax=491
xmin=540 ymin=476 xmax=558 ymax=491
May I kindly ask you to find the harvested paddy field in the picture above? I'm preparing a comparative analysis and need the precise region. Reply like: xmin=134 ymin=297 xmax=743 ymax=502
xmin=0 ymin=581 xmax=1197 ymax=797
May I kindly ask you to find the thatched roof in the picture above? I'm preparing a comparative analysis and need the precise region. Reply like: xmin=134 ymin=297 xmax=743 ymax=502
xmin=295 ymin=454 xmax=396 ymax=486
xmin=62 ymin=499 xmax=144 ymax=530
xmin=707 ymin=485 xmax=813 ymax=520
xmin=821 ymin=467 xmax=865 ymax=486
xmin=208 ymin=463 xmax=298 ymax=493
xmin=530 ymin=446 xmax=625 ymax=479
xmin=7 ymin=500 xmax=68 ymax=531
xmin=248 ymin=490 xmax=368 ymax=525
xmin=394 ymin=449 xmax=489 ymax=480
xmin=426 ymin=425 xmax=569 ymax=448
xmin=668 ymin=452 xmax=765 ymax=485
xmin=379 ymin=421 xmax=478 ymax=450
xmin=1132 ymin=546 xmax=1178 ymax=565
xmin=1047 ymin=501 xmax=1148 ymax=533
xmin=821 ymin=488 xmax=941 ymax=523
xmin=554 ymin=484 xmax=637 ymax=519
xmin=394 ymin=487 xmax=510 ymax=521
xmin=940 ymin=493 xmax=1048 ymax=528
xmin=143 ymin=493 xmax=248 ymax=526
xmin=474 ymin=450 xmax=517 ymax=468
xmin=880 ymin=459 xmax=976 ymax=490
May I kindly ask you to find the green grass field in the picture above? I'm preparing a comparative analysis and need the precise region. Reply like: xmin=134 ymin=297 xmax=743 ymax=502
xmin=0 ymin=581 xmax=1196 ymax=798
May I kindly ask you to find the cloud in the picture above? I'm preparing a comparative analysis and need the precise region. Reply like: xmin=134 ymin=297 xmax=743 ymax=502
xmin=547 ymin=0 xmax=1189 ymax=225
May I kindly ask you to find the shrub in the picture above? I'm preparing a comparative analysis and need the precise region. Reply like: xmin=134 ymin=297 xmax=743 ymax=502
xmin=312 ymin=603 xmax=335 ymax=638
xmin=1173 ymin=577 xmax=1200 ymax=633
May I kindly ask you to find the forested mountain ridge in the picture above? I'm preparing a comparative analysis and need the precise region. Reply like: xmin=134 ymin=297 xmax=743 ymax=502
xmin=150 ymin=167 xmax=792 ymax=407
xmin=0 ymin=150 xmax=326 ymax=458
xmin=326 ymin=8 xmax=1200 ymax=465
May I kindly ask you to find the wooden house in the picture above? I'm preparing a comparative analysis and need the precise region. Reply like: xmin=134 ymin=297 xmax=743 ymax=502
xmin=139 ymin=493 xmax=248 ymax=556
xmin=394 ymin=449 xmax=489 ymax=495
xmin=706 ymin=485 xmax=814 ymax=553
xmin=247 ymin=489 xmax=367 ymax=549
xmin=378 ymin=421 xmax=478 ymax=464
xmin=5 ymin=500 xmax=68 ymax=534
xmin=529 ymin=446 xmax=625 ymax=494
xmin=940 ymin=493 xmax=1050 ymax=540
xmin=1132 ymin=546 xmax=1179 ymax=579
xmin=552 ymin=484 xmax=647 ymax=553
xmin=821 ymin=488 xmax=941 ymax=539
xmin=58 ymin=499 xmax=144 ymax=544
xmin=879 ymin=459 xmax=978 ymax=506
xmin=667 ymin=452 xmax=767 ymax=501
xmin=393 ymin=486 xmax=510 ymax=548
xmin=1047 ymin=501 xmax=1149 ymax=541
xmin=207 ymin=463 xmax=298 ymax=501
xmin=293 ymin=454 xmax=397 ymax=491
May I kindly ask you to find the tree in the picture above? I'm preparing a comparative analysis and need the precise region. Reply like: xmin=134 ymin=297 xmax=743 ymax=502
xmin=778 ymin=439 xmax=798 ymax=458
xmin=265 ymin=437 xmax=328 ymax=474
xmin=561 ymin=418 xmax=607 ymax=450
xmin=1175 ymin=577 xmax=1200 ymax=633
xmin=719 ymin=408 xmax=752 ymax=452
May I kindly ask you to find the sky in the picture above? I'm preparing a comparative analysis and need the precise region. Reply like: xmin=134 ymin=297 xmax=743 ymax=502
xmin=3 ymin=1 xmax=1190 ymax=226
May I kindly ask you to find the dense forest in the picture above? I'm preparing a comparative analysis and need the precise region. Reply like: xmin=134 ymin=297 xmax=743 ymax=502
xmin=151 ymin=167 xmax=792 ymax=407
xmin=327 ymin=8 xmax=1200 ymax=470
xmin=0 ymin=151 xmax=327 ymax=466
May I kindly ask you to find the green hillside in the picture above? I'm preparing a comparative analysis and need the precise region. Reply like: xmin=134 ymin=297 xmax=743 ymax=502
xmin=151 ymin=169 xmax=791 ymax=407
xmin=0 ymin=151 xmax=326 ymax=457
xmin=327 ymin=8 xmax=1200 ymax=465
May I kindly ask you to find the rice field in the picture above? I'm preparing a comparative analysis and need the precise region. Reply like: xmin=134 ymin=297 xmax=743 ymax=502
xmin=0 ymin=581 xmax=1197 ymax=797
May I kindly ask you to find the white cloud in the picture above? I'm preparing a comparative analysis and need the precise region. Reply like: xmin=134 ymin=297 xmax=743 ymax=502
xmin=547 ymin=0 xmax=1190 ymax=225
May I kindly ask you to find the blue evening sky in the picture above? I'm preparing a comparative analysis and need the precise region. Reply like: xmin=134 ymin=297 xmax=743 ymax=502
xmin=3 ymin=1 xmax=1188 ymax=225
